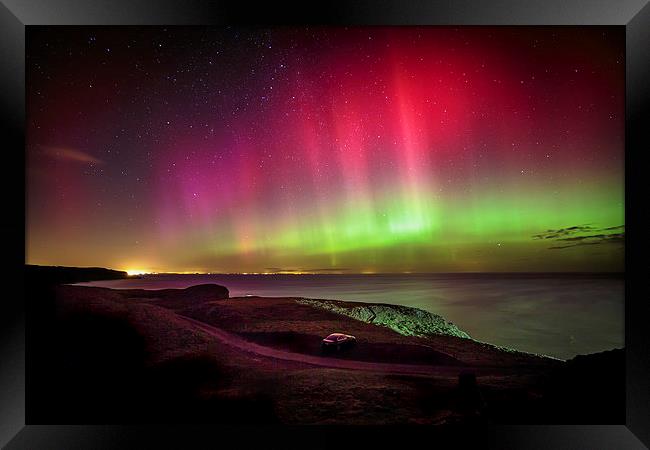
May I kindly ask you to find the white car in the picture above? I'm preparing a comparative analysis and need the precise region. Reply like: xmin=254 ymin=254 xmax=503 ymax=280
xmin=321 ymin=333 xmax=356 ymax=352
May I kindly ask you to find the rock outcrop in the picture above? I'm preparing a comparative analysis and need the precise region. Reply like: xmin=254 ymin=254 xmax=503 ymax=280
xmin=296 ymin=298 xmax=471 ymax=339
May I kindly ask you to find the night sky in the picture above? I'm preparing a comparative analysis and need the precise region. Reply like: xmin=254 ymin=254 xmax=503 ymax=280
xmin=26 ymin=27 xmax=624 ymax=274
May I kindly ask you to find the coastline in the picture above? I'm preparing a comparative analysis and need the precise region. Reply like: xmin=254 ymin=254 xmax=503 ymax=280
xmin=26 ymin=266 xmax=624 ymax=424
xmin=73 ymin=271 xmax=624 ymax=360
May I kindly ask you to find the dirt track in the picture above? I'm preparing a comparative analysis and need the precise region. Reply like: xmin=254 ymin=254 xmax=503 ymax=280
xmin=179 ymin=314 xmax=476 ymax=377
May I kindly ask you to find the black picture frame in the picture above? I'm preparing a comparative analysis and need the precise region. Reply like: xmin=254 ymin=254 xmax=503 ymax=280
xmin=3 ymin=1 xmax=649 ymax=448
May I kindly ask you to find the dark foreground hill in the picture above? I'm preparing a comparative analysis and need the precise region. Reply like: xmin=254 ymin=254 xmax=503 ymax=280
xmin=25 ymin=265 xmax=624 ymax=424
xmin=25 ymin=264 xmax=129 ymax=284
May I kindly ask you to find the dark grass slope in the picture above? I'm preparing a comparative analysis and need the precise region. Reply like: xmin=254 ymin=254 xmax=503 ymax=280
xmin=25 ymin=264 xmax=129 ymax=285
xmin=25 ymin=265 xmax=274 ymax=424
xmin=120 ymin=284 xmax=230 ymax=308
xmin=25 ymin=265 xmax=625 ymax=424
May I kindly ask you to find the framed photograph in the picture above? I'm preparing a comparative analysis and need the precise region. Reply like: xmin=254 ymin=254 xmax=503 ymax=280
xmin=3 ymin=1 xmax=649 ymax=448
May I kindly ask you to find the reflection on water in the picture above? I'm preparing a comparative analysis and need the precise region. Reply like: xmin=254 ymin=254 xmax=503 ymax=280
xmin=77 ymin=273 xmax=624 ymax=360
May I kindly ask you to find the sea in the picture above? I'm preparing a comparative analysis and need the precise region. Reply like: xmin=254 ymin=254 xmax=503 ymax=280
xmin=76 ymin=273 xmax=624 ymax=360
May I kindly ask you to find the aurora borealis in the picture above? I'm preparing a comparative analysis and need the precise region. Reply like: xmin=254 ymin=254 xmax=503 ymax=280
xmin=26 ymin=27 xmax=624 ymax=273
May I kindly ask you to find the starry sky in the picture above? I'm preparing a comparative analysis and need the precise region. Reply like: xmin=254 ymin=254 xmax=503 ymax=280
xmin=26 ymin=27 xmax=624 ymax=274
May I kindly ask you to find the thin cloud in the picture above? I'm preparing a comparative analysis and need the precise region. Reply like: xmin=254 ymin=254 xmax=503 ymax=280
xmin=601 ymin=225 xmax=625 ymax=231
xmin=42 ymin=146 xmax=104 ymax=165
xmin=533 ymin=225 xmax=625 ymax=250
xmin=532 ymin=225 xmax=596 ymax=240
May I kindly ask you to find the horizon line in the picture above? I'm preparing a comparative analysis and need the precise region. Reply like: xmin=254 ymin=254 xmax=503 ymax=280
xmin=25 ymin=264 xmax=625 ymax=276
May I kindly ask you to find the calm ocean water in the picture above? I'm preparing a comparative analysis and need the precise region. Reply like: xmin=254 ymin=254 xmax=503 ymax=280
xmin=77 ymin=273 xmax=624 ymax=360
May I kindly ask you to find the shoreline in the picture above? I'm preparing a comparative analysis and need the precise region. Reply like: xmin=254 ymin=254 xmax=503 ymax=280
xmin=72 ymin=270 xmax=626 ymax=279
xmin=26 ymin=269 xmax=625 ymax=424
xmin=71 ymin=272 xmax=624 ymax=361
xmin=69 ymin=277 xmax=571 ymax=360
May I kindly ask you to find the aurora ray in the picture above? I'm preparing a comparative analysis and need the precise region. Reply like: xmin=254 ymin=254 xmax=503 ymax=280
xmin=26 ymin=27 xmax=624 ymax=273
